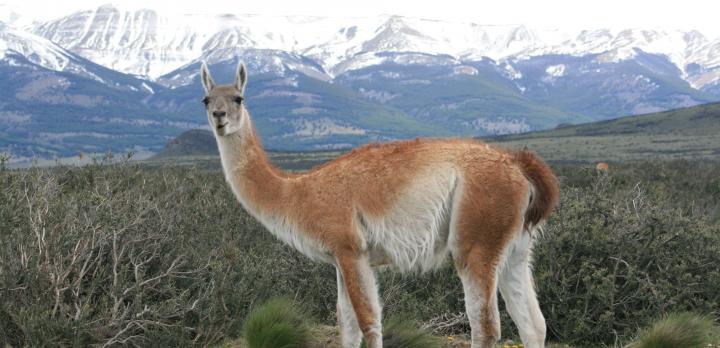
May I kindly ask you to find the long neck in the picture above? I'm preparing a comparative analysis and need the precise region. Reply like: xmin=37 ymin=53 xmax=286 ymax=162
xmin=216 ymin=123 xmax=288 ymax=217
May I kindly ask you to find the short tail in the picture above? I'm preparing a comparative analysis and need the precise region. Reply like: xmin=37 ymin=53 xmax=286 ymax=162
xmin=514 ymin=150 xmax=560 ymax=230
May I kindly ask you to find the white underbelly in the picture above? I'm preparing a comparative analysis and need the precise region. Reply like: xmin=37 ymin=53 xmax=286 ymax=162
xmin=259 ymin=213 xmax=334 ymax=263
xmin=360 ymin=166 xmax=459 ymax=273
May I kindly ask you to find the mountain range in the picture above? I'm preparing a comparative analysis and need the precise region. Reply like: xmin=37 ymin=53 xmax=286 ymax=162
xmin=2 ymin=4 xmax=720 ymax=162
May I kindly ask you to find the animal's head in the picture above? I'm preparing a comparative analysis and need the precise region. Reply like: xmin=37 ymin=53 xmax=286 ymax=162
xmin=200 ymin=62 xmax=249 ymax=136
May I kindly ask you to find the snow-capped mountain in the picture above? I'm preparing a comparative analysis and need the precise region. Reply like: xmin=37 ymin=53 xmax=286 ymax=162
xmin=31 ymin=5 xmax=210 ymax=78
xmin=1 ymin=21 xmax=75 ymax=71
xmin=0 ymin=20 xmax=159 ymax=92
xmin=25 ymin=5 xmax=720 ymax=90
xmin=0 ymin=21 xmax=203 ymax=162
xmin=2 ymin=5 xmax=720 ymax=162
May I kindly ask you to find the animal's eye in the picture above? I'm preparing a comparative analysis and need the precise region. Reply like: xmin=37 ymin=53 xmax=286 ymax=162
xmin=202 ymin=97 xmax=210 ymax=106
xmin=233 ymin=96 xmax=244 ymax=104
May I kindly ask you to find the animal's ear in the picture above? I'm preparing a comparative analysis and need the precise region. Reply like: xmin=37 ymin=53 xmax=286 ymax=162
xmin=200 ymin=62 xmax=215 ymax=93
xmin=235 ymin=62 xmax=248 ymax=95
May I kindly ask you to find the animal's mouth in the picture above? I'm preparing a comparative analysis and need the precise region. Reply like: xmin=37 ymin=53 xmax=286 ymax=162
xmin=216 ymin=123 xmax=227 ymax=130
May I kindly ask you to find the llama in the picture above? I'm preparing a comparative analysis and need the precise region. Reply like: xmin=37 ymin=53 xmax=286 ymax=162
xmin=596 ymin=162 xmax=610 ymax=172
xmin=200 ymin=62 xmax=559 ymax=348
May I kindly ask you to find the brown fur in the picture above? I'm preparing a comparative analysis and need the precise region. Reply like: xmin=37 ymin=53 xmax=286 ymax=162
xmin=513 ymin=150 xmax=560 ymax=230
xmin=336 ymin=256 xmax=376 ymax=333
xmin=230 ymin=128 xmax=542 ymax=253
xmin=231 ymin=125 xmax=558 ymax=258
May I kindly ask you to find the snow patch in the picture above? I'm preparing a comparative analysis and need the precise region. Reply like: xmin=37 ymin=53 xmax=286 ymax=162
xmin=503 ymin=63 xmax=522 ymax=80
xmin=359 ymin=88 xmax=400 ymax=102
xmin=140 ymin=82 xmax=154 ymax=94
xmin=545 ymin=64 xmax=566 ymax=77
xmin=451 ymin=65 xmax=478 ymax=76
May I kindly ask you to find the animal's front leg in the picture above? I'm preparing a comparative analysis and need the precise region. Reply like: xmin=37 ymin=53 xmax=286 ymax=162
xmin=336 ymin=254 xmax=382 ymax=348
xmin=337 ymin=267 xmax=363 ymax=348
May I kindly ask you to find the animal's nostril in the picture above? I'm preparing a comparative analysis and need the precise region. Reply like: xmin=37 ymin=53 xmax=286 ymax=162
xmin=212 ymin=111 xmax=226 ymax=118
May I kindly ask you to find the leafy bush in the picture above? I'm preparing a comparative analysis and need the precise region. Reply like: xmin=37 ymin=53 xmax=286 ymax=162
xmin=533 ymin=172 xmax=720 ymax=345
xmin=243 ymin=298 xmax=313 ymax=348
xmin=628 ymin=312 xmax=720 ymax=348
xmin=1 ymin=160 xmax=718 ymax=346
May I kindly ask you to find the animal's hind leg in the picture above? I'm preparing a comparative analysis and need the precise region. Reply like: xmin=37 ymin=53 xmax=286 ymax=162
xmin=456 ymin=249 xmax=501 ymax=348
xmin=498 ymin=232 xmax=546 ymax=348
xmin=450 ymin=177 xmax=529 ymax=348
xmin=336 ymin=254 xmax=382 ymax=348
xmin=336 ymin=268 xmax=363 ymax=348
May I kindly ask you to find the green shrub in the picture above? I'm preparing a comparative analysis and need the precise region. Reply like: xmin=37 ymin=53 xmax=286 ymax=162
xmin=1 ymin=160 xmax=719 ymax=345
xmin=628 ymin=312 xmax=719 ymax=348
xmin=242 ymin=298 xmax=313 ymax=348
xmin=359 ymin=316 xmax=443 ymax=348
xmin=381 ymin=317 xmax=444 ymax=348
xmin=533 ymin=173 xmax=720 ymax=345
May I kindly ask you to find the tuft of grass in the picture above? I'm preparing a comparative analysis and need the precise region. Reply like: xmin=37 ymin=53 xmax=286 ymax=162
xmin=628 ymin=312 xmax=719 ymax=348
xmin=242 ymin=298 xmax=314 ymax=348
xmin=361 ymin=316 xmax=443 ymax=348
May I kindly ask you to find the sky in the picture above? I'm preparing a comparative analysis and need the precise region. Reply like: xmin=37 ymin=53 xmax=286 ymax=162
xmin=2 ymin=0 xmax=720 ymax=38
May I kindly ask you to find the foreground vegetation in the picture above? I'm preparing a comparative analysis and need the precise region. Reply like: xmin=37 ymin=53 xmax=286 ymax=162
xmin=233 ymin=300 xmax=719 ymax=348
xmin=628 ymin=312 xmax=720 ymax=348
xmin=0 ymin=158 xmax=719 ymax=346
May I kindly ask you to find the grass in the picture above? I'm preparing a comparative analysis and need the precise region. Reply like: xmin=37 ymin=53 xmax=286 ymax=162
xmin=628 ymin=312 xmax=720 ymax=348
xmin=368 ymin=317 xmax=444 ymax=348
xmin=242 ymin=298 xmax=314 ymax=348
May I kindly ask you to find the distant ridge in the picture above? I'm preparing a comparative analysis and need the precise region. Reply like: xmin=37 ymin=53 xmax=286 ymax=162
xmin=498 ymin=101 xmax=720 ymax=137
xmin=491 ymin=102 xmax=720 ymax=162
xmin=153 ymin=129 xmax=218 ymax=159
xmin=156 ymin=102 xmax=720 ymax=163
xmin=150 ymin=129 xmax=345 ymax=171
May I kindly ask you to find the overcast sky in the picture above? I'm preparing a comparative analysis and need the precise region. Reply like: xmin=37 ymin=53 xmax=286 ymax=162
xmin=2 ymin=0 xmax=720 ymax=38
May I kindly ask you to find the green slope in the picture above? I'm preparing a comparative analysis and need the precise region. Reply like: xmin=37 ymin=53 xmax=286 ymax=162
xmin=489 ymin=102 xmax=720 ymax=162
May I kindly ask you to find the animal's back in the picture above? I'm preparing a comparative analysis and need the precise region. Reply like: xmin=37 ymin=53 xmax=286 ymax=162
xmin=293 ymin=138 xmax=536 ymax=272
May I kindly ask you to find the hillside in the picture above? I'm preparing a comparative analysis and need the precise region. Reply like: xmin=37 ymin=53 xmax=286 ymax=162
xmin=153 ymin=129 xmax=218 ymax=158
xmin=490 ymin=102 xmax=720 ymax=162
xmin=150 ymin=129 xmax=344 ymax=171
xmin=154 ymin=102 xmax=720 ymax=165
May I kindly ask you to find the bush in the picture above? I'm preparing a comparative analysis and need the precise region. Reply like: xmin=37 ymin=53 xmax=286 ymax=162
xmin=1 ymin=160 xmax=718 ymax=345
xmin=242 ymin=298 xmax=313 ymax=348
xmin=533 ymin=173 xmax=720 ymax=345
xmin=0 ymin=163 xmax=334 ymax=346
xmin=628 ymin=312 xmax=720 ymax=348
xmin=379 ymin=317 xmax=444 ymax=348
